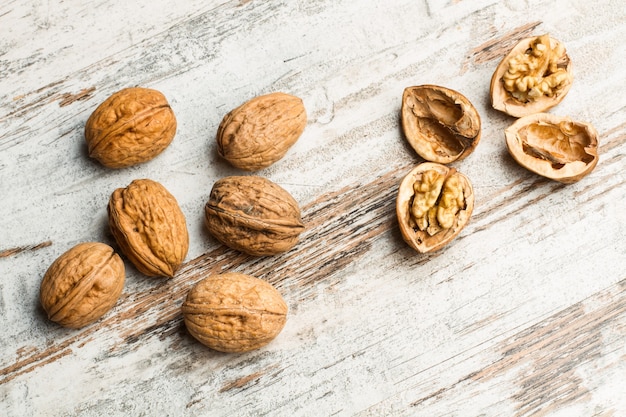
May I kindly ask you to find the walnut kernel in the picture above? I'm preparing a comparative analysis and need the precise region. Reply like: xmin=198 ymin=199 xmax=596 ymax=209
xmin=397 ymin=163 xmax=474 ymax=253
xmin=491 ymin=34 xmax=573 ymax=117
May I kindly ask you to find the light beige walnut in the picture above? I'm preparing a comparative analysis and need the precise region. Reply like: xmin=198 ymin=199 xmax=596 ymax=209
xmin=182 ymin=272 xmax=288 ymax=353
xmin=396 ymin=163 xmax=474 ymax=253
xmin=204 ymin=176 xmax=305 ymax=256
xmin=108 ymin=179 xmax=189 ymax=277
xmin=491 ymin=34 xmax=573 ymax=117
xmin=40 ymin=242 xmax=125 ymax=328
xmin=85 ymin=87 xmax=177 ymax=168
xmin=505 ymin=113 xmax=599 ymax=183
xmin=401 ymin=85 xmax=481 ymax=164
xmin=217 ymin=92 xmax=307 ymax=171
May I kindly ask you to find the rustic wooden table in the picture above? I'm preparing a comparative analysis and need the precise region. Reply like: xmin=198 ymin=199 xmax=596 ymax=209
xmin=2 ymin=0 xmax=625 ymax=416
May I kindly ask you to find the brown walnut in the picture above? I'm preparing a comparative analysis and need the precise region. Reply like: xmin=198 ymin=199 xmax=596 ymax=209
xmin=204 ymin=176 xmax=305 ymax=256
xmin=396 ymin=163 xmax=474 ymax=253
xmin=85 ymin=87 xmax=177 ymax=168
xmin=108 ymin=179 xmax=189 ymax=277
xmin=217 ymin=92 xmax=307 ymax=171
xmin=401 ymin=85 xmax=481 ymax=164
xmin=40 ymin=242 xmax=125 ymax=328
xmin=491 ymin=34 xmax=573 ymax=117
xmin=182 ymin=272 xmax=288 ymax=353
xmin=505 ymin=113 xmax=599 ymax=183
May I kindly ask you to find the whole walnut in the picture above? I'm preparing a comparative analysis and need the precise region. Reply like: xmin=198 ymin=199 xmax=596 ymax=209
xmin=40 ymin=242 xmax=125 ymax=328
xmin=216 ymin=92 xmax=307 ymax=171
xmin=85 ymin=87 xmax=177 ymax=168
xmin=182 ymin=272 xmax=288 ymax=353
xmin=204 ymin=176 xmax=305 ymax=256
xmin=108 ymin=179 xmax=189 ymax=277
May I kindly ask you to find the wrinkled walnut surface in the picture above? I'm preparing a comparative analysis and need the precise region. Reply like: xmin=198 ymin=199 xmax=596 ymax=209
xmin=401 ymin=85 xmax=481 ymax=164
xmin=491 ymin=34 xmax=573 ymax=117
xmin=40 ymin=242 xmax=125 ymax=328
xmin=205 ymin=176 xmax=305 ymax=256
xmin=217 ymin=92 xmax=307 ymax=171
xmin=108 ymin=179 xmax=189 ymax=277
xmin=505 ymin=113 xmax=599 ymax=183
xmin=182 ymin=272 xmax=288 ymax=353
xmin=85 ymin=87 xmax=177 ymax=168
xmin=396 ymin=163 xmax=474 ymax=253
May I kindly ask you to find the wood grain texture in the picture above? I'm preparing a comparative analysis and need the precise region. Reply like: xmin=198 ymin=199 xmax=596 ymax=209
xmin=1 ymin=0 xmax=625 ymax=416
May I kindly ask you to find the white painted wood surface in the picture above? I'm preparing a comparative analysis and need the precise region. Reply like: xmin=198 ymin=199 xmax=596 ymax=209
xmin=2 ymin=0 xmax=625 ymax=416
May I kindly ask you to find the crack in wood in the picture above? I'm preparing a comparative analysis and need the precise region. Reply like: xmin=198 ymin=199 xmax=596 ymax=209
xmin=471 ymin=279 xmax=626 ymax=417
xmin=58 ymin=87 xmax=96 ymax=107
xmin=0 ymin=240 xmax=52 ymax=258
xmin=467 ymin=21 xmax=543 ymax=65
xmin=405 ymin=279 xmax=626 ymax=414
xmin=219 ymin=368 xmax=273 ymax=393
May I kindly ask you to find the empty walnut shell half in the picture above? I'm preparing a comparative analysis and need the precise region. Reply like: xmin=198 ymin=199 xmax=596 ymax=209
xmin=85 ymin=87 xmax=177 ymax=168
xmin=204 ymin=176 xmax=305 ymax=256
xmin=217 ymin=92 xmax=307 ymax=171
xmin=40 ymin=242 xmax=125 ymax=328
xmin=108 ymin=179 xmax=189 ymax=277
xmin=182 ymin=272 xmax=288 ymax=353
xmin=491 ymin=34 xmax=573 ymax=118
xmin=505 ymin=113 xmax=599 ymax=183
xmin=396 ymin=162 xmax=474 ymax=253
xmin=401 ymin=85 xmax=481 ymax=164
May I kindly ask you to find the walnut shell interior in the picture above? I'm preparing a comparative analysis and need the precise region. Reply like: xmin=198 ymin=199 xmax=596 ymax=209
xmin=182 ymin=272 xmax=288 ymax=353
xmin=401 ymin=85 xmax=481 ymax=164
xmin=40 ymin=242 xmax=125 ymax=328
xmin=505 ymin=113 xmax=599 ymax=183
xmin=396 ymin=162 xmax=474 ymax=253
xmin=490 ymin=35 xmax=573 ymax=118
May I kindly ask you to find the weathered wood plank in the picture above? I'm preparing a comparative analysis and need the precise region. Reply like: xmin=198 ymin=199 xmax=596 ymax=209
xmin=1 ymin=0 xmax=625 ymax=415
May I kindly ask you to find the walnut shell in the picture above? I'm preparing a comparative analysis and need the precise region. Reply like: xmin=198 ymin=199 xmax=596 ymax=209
xmin=505 ymin=113 xmax=599 ymax=183
xmin=85 ymin=87 xmax=177 ymax=168
xmin=490 ymin=35 xmax=573 ymax=118
xmin=40 ymin=242 xmax=125 ymax=328
xmin=182 ymin=272 xmax=288 ymax=353
xmin=216 ymin=92 xmax=307 ymax=171
xmin=204 ymin=176 xmax=304 ymax=256
xmin=108 ymin=179 xmax=189 ymax=277
xmin=401 ymin=85 xmax=481 ymax=164
xmin=396 ymin=162 xmax=474 ymax=253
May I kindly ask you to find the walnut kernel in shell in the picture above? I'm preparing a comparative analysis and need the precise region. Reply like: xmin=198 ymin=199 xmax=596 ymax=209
xmin=396 ymin=163 xmax=474 ymax=253
xmin=491 ymin=34 xmax=573 ymax=117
